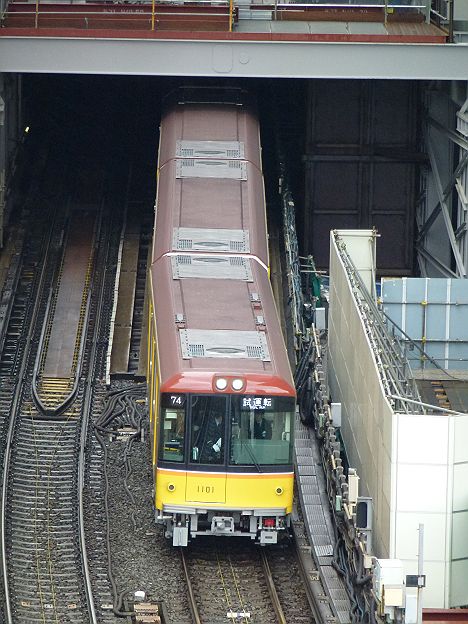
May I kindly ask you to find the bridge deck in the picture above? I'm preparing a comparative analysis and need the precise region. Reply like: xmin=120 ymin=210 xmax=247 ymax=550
xmin=0 ymin=1 xmax=447 ymax=43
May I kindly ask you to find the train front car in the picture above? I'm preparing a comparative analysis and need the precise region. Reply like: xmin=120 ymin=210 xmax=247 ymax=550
xmin=147 ymin=88 xmax=296 ymax=546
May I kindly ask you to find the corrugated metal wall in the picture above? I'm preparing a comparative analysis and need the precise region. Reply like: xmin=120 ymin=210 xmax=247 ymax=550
xmin=303 ymin=79 xmax=419 ymax=275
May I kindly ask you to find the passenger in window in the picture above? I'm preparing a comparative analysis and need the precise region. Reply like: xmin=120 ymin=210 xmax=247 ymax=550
xmin=251 ymin=411 xmax=272 ymax=440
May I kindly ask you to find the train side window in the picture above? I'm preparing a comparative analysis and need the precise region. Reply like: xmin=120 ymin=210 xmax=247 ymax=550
xmin=160 ymin=394 xmax=186 ymax=462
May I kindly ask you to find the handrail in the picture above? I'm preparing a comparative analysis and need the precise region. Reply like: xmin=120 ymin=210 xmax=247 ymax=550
xmin=3 ymin=2 xmax=234 ymax=30
xmin=1 ymin=0 xmax=434 ymax=31
xmin=429 ymin=0 xmax=454 ymax=42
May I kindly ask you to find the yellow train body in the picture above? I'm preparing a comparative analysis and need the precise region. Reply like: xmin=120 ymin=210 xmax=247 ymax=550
xmin=156 ymin=468 xmax=294 ymax=511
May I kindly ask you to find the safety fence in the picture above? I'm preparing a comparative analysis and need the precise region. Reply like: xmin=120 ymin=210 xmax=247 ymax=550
xmin=0 ymin=0 xmax=440 ymax=32
xmin=0 ymin=0 xmax=236 ymax=32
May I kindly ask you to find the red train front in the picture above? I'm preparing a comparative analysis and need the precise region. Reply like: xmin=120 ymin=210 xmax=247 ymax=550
xmin=147 ymin=87 xmax=296 ymax=546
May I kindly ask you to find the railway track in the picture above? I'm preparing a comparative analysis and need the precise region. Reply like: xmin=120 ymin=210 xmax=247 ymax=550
xmin=181 ymin=538 xmax=315 ymax=624
xmin=0 ymin=192 xmax=124 ymax=623
xmin=0 ymin=89 xmax=332 ymax=624
xmin=1 ymin=214 xmax=96 ymax=623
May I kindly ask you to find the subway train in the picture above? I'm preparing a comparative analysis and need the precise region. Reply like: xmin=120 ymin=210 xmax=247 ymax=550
xmin=147 ymin=87 xmax=296 ymax=546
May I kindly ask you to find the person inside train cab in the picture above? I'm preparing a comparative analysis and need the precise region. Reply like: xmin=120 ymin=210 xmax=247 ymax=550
xmin=251 ymin=411 xmax=272 ymax=440
xmin=201 ymin=413 xmax=224 ymax=462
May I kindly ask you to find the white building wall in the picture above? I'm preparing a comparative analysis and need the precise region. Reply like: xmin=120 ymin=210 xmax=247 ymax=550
xmin=328 ymin=231 xmax=468 ymax=608
xmin=329 ymin=230 xmax=394 ymax=559
xmin=451 ymin=414 xmax=468 ymax=606
xmin=455 ymin=3 xmax=468 ymax=20
xmin=394 ymin=412 xmax=452 ymax=606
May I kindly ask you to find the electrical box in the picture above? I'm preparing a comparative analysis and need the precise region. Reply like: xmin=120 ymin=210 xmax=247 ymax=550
xmin=348 ymin=470 xmax=359 ymax=505
xmin=384 ymin=585 xmax=404 ymax=608
xmin=331 ymin=402 xmax=342 ymax=427
xmin=374 ymin=559 xmax=404 ymax=602
xmin=315 ymin=307 xmax=327 ymax=330
xmin=356 ymin=496 xmax=373 ymax=554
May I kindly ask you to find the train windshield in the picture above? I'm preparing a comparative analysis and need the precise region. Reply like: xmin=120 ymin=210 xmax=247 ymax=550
xmin=159 ymin=393 xmax=295 ymax=467
xmin=190 ymin=395 xmax=228 ymax=465
xmin=229 ymin=396 xmax=295 ymax=466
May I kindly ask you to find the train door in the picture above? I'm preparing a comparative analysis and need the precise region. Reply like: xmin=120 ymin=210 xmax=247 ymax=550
xmin=185 ymin=394 xmax=228 ymax=504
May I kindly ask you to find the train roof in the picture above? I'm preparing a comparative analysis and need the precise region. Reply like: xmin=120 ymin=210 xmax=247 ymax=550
xmin=153 ymin=99 xmax=268 ymax=268
xmin=150 ymin=255 xmax=295 ymax=396
xmin=150 ymin=93 xmax=294 ymax=398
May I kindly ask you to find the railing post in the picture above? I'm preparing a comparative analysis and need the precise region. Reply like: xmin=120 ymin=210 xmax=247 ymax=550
xmin=35 ymin=0 xmax=39 ymax=28
xmin=384 ymin=0 xmax=388 ymax=27
xmin=151 ymin=0 xmax=155 ymax=31
xmin=229 ymin=0 xmax=233 ymax=32
xmin=448 ymin=0 xmax=454 ymax=43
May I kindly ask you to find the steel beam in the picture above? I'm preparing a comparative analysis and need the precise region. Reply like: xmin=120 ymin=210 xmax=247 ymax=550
xmin=426 ymin=135 xmax=466 ymax=276
xmin=1 ymin=36 xmax=468 ymax=79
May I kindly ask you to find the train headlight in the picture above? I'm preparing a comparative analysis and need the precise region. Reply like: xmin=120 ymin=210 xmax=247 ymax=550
xmin=167 ymin=483 xmax=176 ymax=492
xmin=231 ymin=378 xmax=245 ymax=391
xmin=215 ymin=377 xmax=228 ymax=391
xmin=275 ymin=487 xmax=284 ymax=496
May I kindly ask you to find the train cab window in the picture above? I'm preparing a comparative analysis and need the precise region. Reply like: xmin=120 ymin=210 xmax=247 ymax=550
xmin=160 ymin=394 xmax=186 ymax=462
xmin=190 ymin=395 xmax=227 ymax=465
xmin=230 ymin=396 xmax=295 ymax=466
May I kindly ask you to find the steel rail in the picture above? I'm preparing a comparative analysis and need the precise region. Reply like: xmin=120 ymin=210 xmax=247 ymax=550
xmin=180 ymin=547 xmax=202 ymax=624
xmin=1 ymin=206 xmax=103 ymax=624
xmin=259 ymin=548 xmax=287 ymax=624
xmin=0 ymin=208 xmax=59 ymax=624
xmin=76 ymin=207 xmax=105 ymax=624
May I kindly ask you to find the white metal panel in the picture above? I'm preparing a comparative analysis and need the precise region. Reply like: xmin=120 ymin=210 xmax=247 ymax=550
xmin=396 ymin=464 xmax=449 ymax=513
xmin=397 ymin=414 xmax=449 ymax=465
xmin=179 ymin=328 xmax=270 ymax=361
xmin=2 ymin=39 xmax=468 ymax=80
xmin=452 ymin=510 xmax=468 ymax=559
xmin=333 ymin=229 xmax=376 ymax=297
xmin=452 ymin=462 xmax=468 ymax=511
xmin=328 ymin=230 xmax=394 ymax=561
xmin=173 ymin=227 xmax=250 ymax=253
xmin=450 ymin=558 xmax=468 ymax=607
xmin=454 ymin=414 xmax=468 ymax=463
xmin=401 ymin=559 xmax=447 ymax=608
xmin=395 ymin=512 xmax=447 ymax=562
xmin=176 ymin=140 xmax=244 ymax=159
xmin=176 ymin=158 xmax=247 ymax=180
xmin=171 ymin=255 xmax=253 ymax=281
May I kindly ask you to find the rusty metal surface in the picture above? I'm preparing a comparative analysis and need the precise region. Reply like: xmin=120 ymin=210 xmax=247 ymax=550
xmin=423 ymin=609 xmax=468 ymax=622
xmin=43 ymin=212 xmax=95 ymax=377
xmin=110 ymin=221 xmax=140 ymax=374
